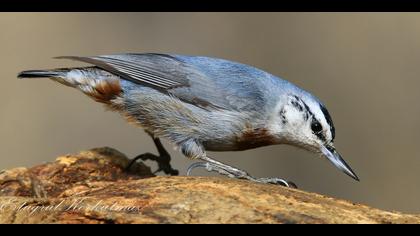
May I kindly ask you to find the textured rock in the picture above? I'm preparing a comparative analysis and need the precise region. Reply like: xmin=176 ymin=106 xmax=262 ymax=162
xmin=0 ymin=147 xmax=418 ymax=224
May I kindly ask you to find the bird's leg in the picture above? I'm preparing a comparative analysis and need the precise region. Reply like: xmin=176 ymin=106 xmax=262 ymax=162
xmin=181 ymin=139 xmax=296 ymax=188
xmin=187 ymin=156 xmax=297 ymax=188
xmin=126 ymin=137 xmax=179 ymax=176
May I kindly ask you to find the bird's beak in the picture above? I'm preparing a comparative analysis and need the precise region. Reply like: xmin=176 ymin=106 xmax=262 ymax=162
xmin=320 ymin=144 xmax=359 ymax=181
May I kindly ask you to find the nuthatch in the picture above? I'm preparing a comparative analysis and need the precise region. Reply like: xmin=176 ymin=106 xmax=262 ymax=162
xmin=18 ymin=53 xmax=359 ymax=187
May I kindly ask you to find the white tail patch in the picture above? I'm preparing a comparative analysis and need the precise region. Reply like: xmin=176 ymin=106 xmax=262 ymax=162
xmin=54 ymin=69 xmax=123 ymax=104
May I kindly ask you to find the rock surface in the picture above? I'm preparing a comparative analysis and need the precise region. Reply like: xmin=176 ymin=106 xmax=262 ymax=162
xmin=0 ymin=147 xmax=418 ymax=224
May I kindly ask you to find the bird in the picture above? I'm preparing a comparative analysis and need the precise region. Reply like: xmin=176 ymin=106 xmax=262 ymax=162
xmin=17 ymin=53 xmax=359 ymax=187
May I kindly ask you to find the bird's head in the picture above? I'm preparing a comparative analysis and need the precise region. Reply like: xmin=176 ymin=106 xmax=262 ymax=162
xmin=268 ymin=93 xmax=359 ymax=181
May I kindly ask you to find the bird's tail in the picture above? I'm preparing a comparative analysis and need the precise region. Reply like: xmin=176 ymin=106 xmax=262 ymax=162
xmin=17 ymin=67 xmax=123 ymax=104
xmin=17 ymin=68 xmax=80 ymax=89
xmin=17 ymin=69 xmax=68 ymax=79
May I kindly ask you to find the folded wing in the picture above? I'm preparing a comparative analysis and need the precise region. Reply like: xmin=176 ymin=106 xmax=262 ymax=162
xmin=58 ymin=53 xmax=266 ymax=112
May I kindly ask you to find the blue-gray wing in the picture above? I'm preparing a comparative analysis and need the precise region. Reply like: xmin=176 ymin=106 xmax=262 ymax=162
xmin=57 ymin=53 xmax=269 ymax=111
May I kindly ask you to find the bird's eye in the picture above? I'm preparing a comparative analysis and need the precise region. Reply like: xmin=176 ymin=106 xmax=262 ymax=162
xmin=311 ymin=121 xmax=322 ymax=133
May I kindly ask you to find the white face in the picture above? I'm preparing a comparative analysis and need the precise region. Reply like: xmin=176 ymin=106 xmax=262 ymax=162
xmin=268 ymin=94 xmax=335 ymax=153
xmin=267 ymin=94 xmax=359 ymax=181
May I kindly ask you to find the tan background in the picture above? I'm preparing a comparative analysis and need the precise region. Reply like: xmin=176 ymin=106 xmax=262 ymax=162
xmin=0 ymin=13 xmax=419 ymax=213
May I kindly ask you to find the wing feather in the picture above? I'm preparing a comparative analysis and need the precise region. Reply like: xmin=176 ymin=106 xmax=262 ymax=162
xmin=56 ymin=53 xmax=269 ymax=112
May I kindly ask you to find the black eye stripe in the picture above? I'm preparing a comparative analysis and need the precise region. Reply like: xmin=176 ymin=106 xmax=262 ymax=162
xmin=289 ymin=95 xmax=334 ymax=142
xmin=320 ymin=104 xmax=335 ymax=141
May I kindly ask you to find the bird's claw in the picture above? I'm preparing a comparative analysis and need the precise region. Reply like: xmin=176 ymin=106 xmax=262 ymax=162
xmin=127 ymin=153 xmax=179 ymax=176
xmin=187 ymin=161 xmax=297 ymax=188
xmin=187 ymin=162 xmax=210 ymax=176
xmin=154 ymin=166 xmax=179 ymax=176
xmin=252 ymin=177 xmax=298 ymax=188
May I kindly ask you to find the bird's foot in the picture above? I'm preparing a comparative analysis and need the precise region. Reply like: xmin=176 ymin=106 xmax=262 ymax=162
xmin=251 ymin=177 xmax=298 ymax=188
xmin=126 ymin=152 xmax=179 ymax=176
xmin=187 ymin=161 xmax=297 ymax=188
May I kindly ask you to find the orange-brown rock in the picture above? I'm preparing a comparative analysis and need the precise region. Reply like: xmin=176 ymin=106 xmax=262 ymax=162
xmin=0 ymin=147 xmax=418 ymax=224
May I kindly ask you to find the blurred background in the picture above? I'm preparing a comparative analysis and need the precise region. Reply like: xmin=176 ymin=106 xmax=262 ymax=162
xmin=0 ymin=13 xmax=419 ymax=213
